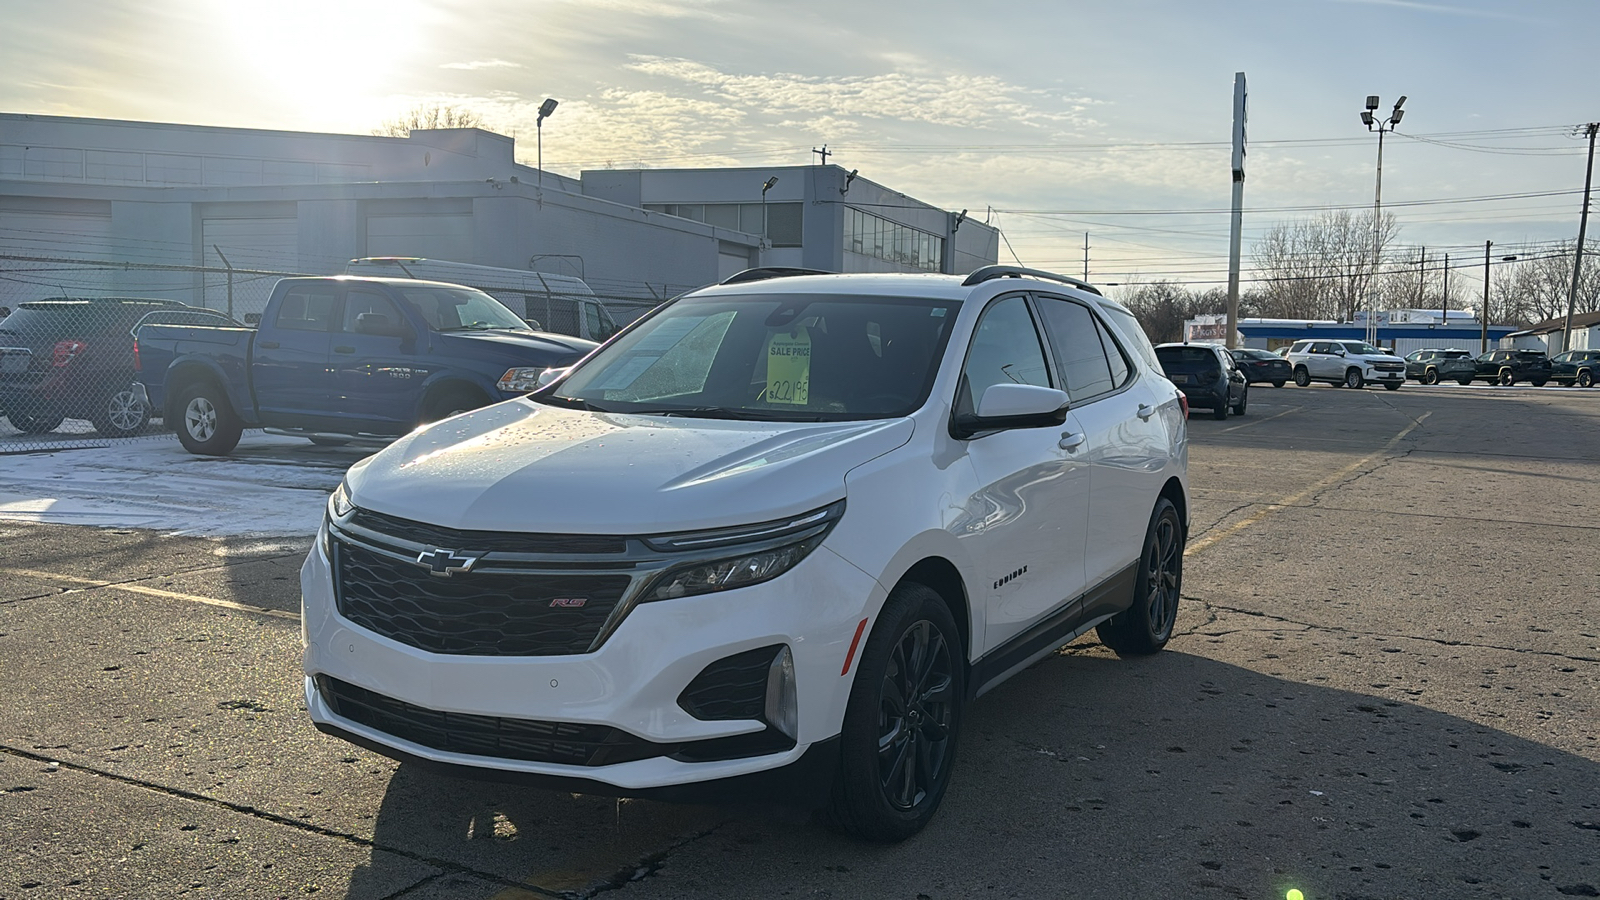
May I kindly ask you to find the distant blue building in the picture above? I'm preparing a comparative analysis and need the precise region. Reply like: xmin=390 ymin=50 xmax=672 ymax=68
xmin=1187 ymin=312 xmax=1517 ymax=357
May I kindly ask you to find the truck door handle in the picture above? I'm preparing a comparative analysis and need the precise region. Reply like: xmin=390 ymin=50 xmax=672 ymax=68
xmin=258 ymin=340 xmax=279 ymax=349
xmin=1059 ymin=432 xmax=1086 ymax=451
xmin=1137 ymin=403 xmax=1155 ymax=420
xmin=334 ymin=346 xmax=355 ymax=354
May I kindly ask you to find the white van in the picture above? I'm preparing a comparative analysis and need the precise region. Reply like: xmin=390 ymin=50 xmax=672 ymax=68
xmin=344 ymin=257 xmax=621 ymax=342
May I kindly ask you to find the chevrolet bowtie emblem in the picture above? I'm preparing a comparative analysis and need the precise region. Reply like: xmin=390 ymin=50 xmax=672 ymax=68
xmin=416 ymin=548 xmax=482 ymax=577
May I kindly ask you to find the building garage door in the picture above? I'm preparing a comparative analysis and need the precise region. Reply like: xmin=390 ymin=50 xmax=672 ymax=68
xmin=0 ymin=210 xmax=114 ymax=303
xmin=366 ymin=214 xmax=474 ymax=264
xmin=202 ymin=217 xmax=299 ymax=316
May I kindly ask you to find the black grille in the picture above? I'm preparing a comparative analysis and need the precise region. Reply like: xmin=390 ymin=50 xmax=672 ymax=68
xmin=315 ymin=676 xmax=665 ymax=766
xmin=678 ymin=645 xmax=782 ymax=721
xmin=334 ymin=542 xmax=630 ymax=656
xmin=348 ymin=508 xmax=627 ymax=554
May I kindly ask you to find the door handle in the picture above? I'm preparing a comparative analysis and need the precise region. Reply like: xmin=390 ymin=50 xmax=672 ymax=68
xmin=1059 ymin=432 xmax=1086 ymax=451
xmin=334 ymin=346 xmax=355 ymax=354
xmin=1137 ymin=403 xmax=1155 ymax=420
xmin=258 ymin=340 xmax=279 ymax=349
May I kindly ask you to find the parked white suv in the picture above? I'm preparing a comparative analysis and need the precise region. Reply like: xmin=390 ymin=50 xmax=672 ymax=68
xmin=302 ymin=266 xmax=1190 ymax=841
xmin=1285 ymin=339 xmax=1406 ymax=390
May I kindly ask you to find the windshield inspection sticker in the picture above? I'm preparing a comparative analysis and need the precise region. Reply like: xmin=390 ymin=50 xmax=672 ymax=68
xmin=766 ymin=327 xmax=811 ymax=405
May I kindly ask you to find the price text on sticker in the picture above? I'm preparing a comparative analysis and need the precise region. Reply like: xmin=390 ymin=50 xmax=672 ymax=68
xmin=766 ymin=328 xmax=811 ymax=405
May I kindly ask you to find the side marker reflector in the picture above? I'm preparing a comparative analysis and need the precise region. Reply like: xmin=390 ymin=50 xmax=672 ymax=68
xmin=841 ymin=617 xmax=869 ymax=676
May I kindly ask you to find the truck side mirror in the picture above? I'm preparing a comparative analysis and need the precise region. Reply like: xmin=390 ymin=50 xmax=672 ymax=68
xmin=244 ymin=313 xmax=262 ymax=325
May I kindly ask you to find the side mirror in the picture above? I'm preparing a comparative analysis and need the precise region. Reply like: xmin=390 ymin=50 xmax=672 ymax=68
xmin=244 ymin=313 xmax=262 ymax=325
xmin=535 ymin=366 xmax=569 ymax=388
xmin=952 ymin=383 xmax=1069 ymax=439
xmin=524 ymin=318 xmax=544 ymax=331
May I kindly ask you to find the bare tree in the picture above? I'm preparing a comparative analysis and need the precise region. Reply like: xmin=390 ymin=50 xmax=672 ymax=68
xmin=1115 ymin=280 xmax=1220 ymax=344
xmin=1251 ymin=210 xmax=1400 ymax=321
xmin=373 ymin=103 xmax=486 ymax=137
xmin=1492 ymin=240 xmax=1600 ymax=325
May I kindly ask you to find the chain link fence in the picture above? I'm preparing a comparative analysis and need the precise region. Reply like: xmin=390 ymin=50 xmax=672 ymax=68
xmin=1 ymin=254 xmax=687 ymax=452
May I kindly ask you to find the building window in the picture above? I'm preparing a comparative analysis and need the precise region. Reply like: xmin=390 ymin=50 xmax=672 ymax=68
xmin=843 ymin=207 xmax=942 ymax=271
xmin=645 ymin=202 xmax=803 ymax=248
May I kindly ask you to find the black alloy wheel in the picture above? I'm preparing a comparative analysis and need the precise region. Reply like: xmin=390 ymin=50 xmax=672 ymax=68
xmin=1579 ymin=369 xmax=1595 ymax=388
xmin=1499 ymin=369 xmax=1515 ymax=386
xmin=1097 ymin=497 xmax=1184 ymax=656
xmin=1457 ymin=377 xmax=1474 ymax=386
xmin=1423 ymin=368 xmax=1440 ymax=385
xmin=822 ymin=583 xmax=963 ymax=842
xmin=1271 ymin=379 xmax=1285 ymax=388
xmin=5 ymin=412 xmax=65 ymax=435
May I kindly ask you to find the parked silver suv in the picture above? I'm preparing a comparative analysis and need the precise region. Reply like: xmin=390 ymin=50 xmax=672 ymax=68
xmin=1285 ymin=339 xmax=1405 ymax=390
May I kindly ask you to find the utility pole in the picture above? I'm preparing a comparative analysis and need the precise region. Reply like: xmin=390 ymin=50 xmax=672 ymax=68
xmin=812 ymin=145 xmax=831 ymax=166
xmin=1481 ymin=240 xmax=1492 ymax=354
xmin=1083 ymin=232 xmax=1090 ymax=282
xmin=1225 ymin=72 xmax=1247 ymax=350
xmin=1417 ymin=247 xmax=1426 ymax=307
xmin=1441 ymin=251 xmax=1449 ymax=328
xmin=1562 ymin=122 xmax=1597 ymax=352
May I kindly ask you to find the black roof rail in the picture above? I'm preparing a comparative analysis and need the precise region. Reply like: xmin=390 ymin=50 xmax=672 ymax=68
xmin=961 ymin=265 xmax=1103 ymax=296
xmin=719 ymin=267 xmax=833 ymax=285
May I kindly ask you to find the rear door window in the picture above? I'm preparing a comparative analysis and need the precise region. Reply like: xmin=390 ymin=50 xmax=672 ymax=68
xmin=274 ymin=285 xmax=337 ymax=332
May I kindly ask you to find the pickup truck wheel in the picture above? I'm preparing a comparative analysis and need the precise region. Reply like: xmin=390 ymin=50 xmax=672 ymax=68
xmin=820 ymin=582 xmax=963 ymax=843
xmin=1580 ymin=369 xmax=1595 ymax=388
xmin=1498 ymin=369 xmax=1515 ymax=386
xmin=174 ymin=382 xmax=242 ymax=456
xmin=1293 ymin=367 xmax=1310 ymax=387
xmin=1097 ymin=497 xmax=1183 ymax=656
xmin=1423 ymin=368 xmax=1440 ymax=385
xmin=1344 ymin=368 xmax=1364 ymax=389
xmin=421 ymin=387 xmax=487 ymax=424
xmin=91 ymin=388 xmax=150 ymax=438
xmin=5 ymin=412 xmax=65 ymax=435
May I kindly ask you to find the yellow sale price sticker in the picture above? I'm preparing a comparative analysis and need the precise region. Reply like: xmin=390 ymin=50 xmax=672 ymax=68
xmin=766 ymin=328 xmax=811 ymax=405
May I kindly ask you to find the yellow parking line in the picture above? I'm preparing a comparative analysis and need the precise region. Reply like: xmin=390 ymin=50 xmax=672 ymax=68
xmin=0 ymin=566 xmax=299 ymax=621
xmin=1186 ymin=412 xmax=1431 ymax=557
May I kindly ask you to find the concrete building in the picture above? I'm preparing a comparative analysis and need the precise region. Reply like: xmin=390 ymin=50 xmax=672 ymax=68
xmin=1504 ymin=312 xmax=1600 ymax=353
xmin=0 ymin=113 xmax=997 ymax=318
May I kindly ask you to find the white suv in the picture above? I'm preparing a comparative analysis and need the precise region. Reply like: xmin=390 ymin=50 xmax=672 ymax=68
xmin=1285 ymin=339 xmax=1406 ymax=390
xmin=302 ymin=266 xmax=1189 ymax=841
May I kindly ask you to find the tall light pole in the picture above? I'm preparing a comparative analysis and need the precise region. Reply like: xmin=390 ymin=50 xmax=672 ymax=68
xmin=1360 ymin=94 xmax=1406 ymax=345
xmin=760 ymin=176 xmax=779 ymax=264
xmin=1483 ymin=248 xmax=1518 ymax=353
xmin=1561 ymin=122 xmax=1597 ymax=352
xmin=536 ymin=98 xmax=558 ymax=188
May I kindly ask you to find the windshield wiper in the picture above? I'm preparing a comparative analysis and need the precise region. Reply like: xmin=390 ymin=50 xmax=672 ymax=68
xmin=534 ymin=395 xmax=616 ymax=412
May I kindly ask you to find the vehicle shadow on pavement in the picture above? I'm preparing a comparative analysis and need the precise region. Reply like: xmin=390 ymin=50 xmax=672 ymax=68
xmin=339 ymin=646 xmax=1600 ymax=900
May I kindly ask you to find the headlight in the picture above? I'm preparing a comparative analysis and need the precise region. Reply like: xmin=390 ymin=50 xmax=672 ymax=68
xmin=329 ymin=481 xmax=354 ymax=519
xmin=497 ymin=367 xmax=548 ymax=393
xmin=639 ymin=501 xmax=844 ymax=601
xmin=644 ymin=534 xmax=827 ymax=601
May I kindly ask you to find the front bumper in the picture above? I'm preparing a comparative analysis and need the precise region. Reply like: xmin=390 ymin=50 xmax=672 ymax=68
xmin=300 ymin=524 xmax=881 ymax=791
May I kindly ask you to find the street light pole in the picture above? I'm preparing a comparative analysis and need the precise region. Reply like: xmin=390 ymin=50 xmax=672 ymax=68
xmin=1481 ymin=241 xmax=1492 ymax=354
xmin=535 ymin=98 xmax=558 ymax=188
xmin=760 ymin=176 xmax=779 ymax=265
xmin=1361 ymin=94 xmax=1406 ymax=345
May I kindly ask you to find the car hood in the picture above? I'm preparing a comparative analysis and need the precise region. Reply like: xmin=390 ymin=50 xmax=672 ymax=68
xmin=346 ymin=400 xmax=915 ymax=534
xmin=434 ymin=329 xmax=597 ymax=362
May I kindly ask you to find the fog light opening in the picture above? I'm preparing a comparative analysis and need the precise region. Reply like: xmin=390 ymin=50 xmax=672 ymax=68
xmin=764 ymin=645 xmax=798 ymax=739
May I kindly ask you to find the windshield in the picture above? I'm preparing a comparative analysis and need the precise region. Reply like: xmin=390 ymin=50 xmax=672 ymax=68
xmin=1340 ymin=341 xmax=1385 ymax=355
xmin=392 ymin=285 xmax=530 ymax=332
xmin=546 ymin=292 xmax=959 ymax=420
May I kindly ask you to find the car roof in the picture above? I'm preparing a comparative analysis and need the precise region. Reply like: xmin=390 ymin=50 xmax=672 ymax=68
xmin=687 ymin=267 xmax=1116 ymax=309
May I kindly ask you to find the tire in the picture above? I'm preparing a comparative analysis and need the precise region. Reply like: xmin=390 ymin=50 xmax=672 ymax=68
xmin=420 ymin=387 xmax=487 ymax=425
xmin=1423 ymin=368 xmax=1440 ymax=385
xmin=5 ymin=412 xmax=65 ymax=435
xmin=91 ymin=388 xmax=150 ymax=438
xmin=1531 ymin=379 xmax=1548 ymax=388
xmin=1097 ymin=498 xmax=1184 ymax=656
xmin=1579 ymin=369 xmax=1595 ymax=388
xmin=1212 ymin=400 xmax=1228 ymax=420
xmin=1384 ymin=382 xmax=1401 ymax=391
xmin=1271 ymin=380 xmax=1285 ymax=388
xmin=1344 ymin=368 xmax=1364 ymax=390
xmin=173 ymin=380 xmax=242 ymax=456
xmin=309 ymin=437 xmax=350 ymax=447
xmin=1232 ymin=387 xmax=1247 ymax=415
xmin=820 ymin=583 xmax=963 ymax=843
xmin=1293 ymin=367 xmax=1310 ymax=387
xmin=1498 ymin=369 xmax=1515 ymax=386
xmin=1457 ymin=378 xmax=1474 ymax=386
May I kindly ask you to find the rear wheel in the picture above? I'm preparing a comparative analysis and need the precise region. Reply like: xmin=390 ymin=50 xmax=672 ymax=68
xmin=1457 ymin=377 xmax=1474 ymax=386
xmin=1212 ymin=400 xmax=1228 ymax=420
xmin=1423 ymin=368 xmax=1440 ymax=385
xmin=1097 ymin=498 xmax=1184 ymax=656
xmin=173 ymin=381 xmax=242 ymax=456
xmin=91 ymin=388 xmax=150 ymax=437
xmin=5 ymin=412 xmax=64 ymax=434
xmin=1344 ymin=368 xmax=1364 ymax=389
xmin=1270 ymin=379 xmax=1285 ymax=388
xmin=1579 ymin=369 xmax=1595 ymax=388
xmin=821 ymin=583 xmax=963 ymax=843
xmin=1232 ymin=387 xmax=1247 ymax=415
xmin=1293 ymin=367 xmax=1310 ymax=387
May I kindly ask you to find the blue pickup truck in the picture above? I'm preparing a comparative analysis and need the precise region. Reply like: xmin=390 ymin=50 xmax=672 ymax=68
xmin=135 ymin=276 xmax=597 ymax=455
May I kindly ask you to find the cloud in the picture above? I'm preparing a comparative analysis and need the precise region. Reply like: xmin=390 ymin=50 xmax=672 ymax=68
xmin=440 ymin=59 xmax=523 ymax=70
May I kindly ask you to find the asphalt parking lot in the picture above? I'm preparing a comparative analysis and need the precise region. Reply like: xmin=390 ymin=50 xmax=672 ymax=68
xmin=2 ymin=382 xmax=1598 ymax=900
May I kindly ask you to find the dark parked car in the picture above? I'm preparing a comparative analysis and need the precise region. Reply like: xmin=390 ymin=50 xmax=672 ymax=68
xmin=1472 ymin=349 xmax=1552 ymax=386
xmin=0 ymin=297 xmax=187 ymax=436
xmin=1156 ymin=342 xmax=1247 ymax=420
xmin=1229 ymin=347 xmax=1292 ymax=387
xmin=1551 ymin=349 xmax=1600 ymax=387
xmin=1405 ymin=348 xmax=1477 ymax=385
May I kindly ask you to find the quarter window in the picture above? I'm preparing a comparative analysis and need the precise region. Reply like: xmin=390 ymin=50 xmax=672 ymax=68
xmin=1035 ymin=296 xmax=1117 ymax=403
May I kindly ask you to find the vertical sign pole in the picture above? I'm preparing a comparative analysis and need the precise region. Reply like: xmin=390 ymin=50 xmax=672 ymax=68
xmin=1226 ymin=72 xmax=1247 ymax=350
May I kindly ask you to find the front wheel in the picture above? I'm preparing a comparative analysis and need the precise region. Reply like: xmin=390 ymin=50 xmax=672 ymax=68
xmin=1293 ymin=367 xmax=1310 ymax=387
xmin=1457 ymin=377 xmax=1474 ymax=386
xmin=1531 ymin=379 xmax=1548 ymax=388
xmin=1345 ymin=368 xmax=1364 ymax=389
xmin=1423 ymin=368 xmax=1440 ymax=385
xmin=1097 ymin=497 xmax=1184 ymax=656
xmin=1271 ymin=380 xmax=1285 ymax=388
xmin=91 ymin=388 xmax=150 ymax=437
xmin=1498 ymin=369 xmax=1515 ymax=386
xmin=173 ymin=381 xmax=242 ymax=456
xmin=1384 ymin=382 xmax=1401 ymax=391
xmin=1232 ymin=388 xmax=1248 ymax=415
xmin=1579 ymin=369 xmax=1595 ymax=388
xmin=821 ymin=583 xmax=963 ymax=843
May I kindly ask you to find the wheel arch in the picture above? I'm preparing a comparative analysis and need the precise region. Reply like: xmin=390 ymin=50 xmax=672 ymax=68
xmin=414 ymin=376 xmax=493 ymax=423
xmin=891 ymin=557 xmax=971 ymax=666
xmin=1159 ymin=477 xmax=1189 ymax=538
xmin=164 ymin=361 xmax=232 ymax=422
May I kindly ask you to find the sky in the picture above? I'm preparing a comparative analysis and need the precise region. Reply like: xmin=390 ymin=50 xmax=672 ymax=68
xmin=4 ymin=0 xmax=1598 ymax=293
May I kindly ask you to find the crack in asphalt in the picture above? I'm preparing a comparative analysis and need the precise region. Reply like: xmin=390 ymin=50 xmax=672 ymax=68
xmin=1188 ymin=599 xmax=1600 ymax=664
xmin=572 ymin=823 xmax=728 ymax=899
xmin=0 ymin=743 xmax=562 ymax=899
